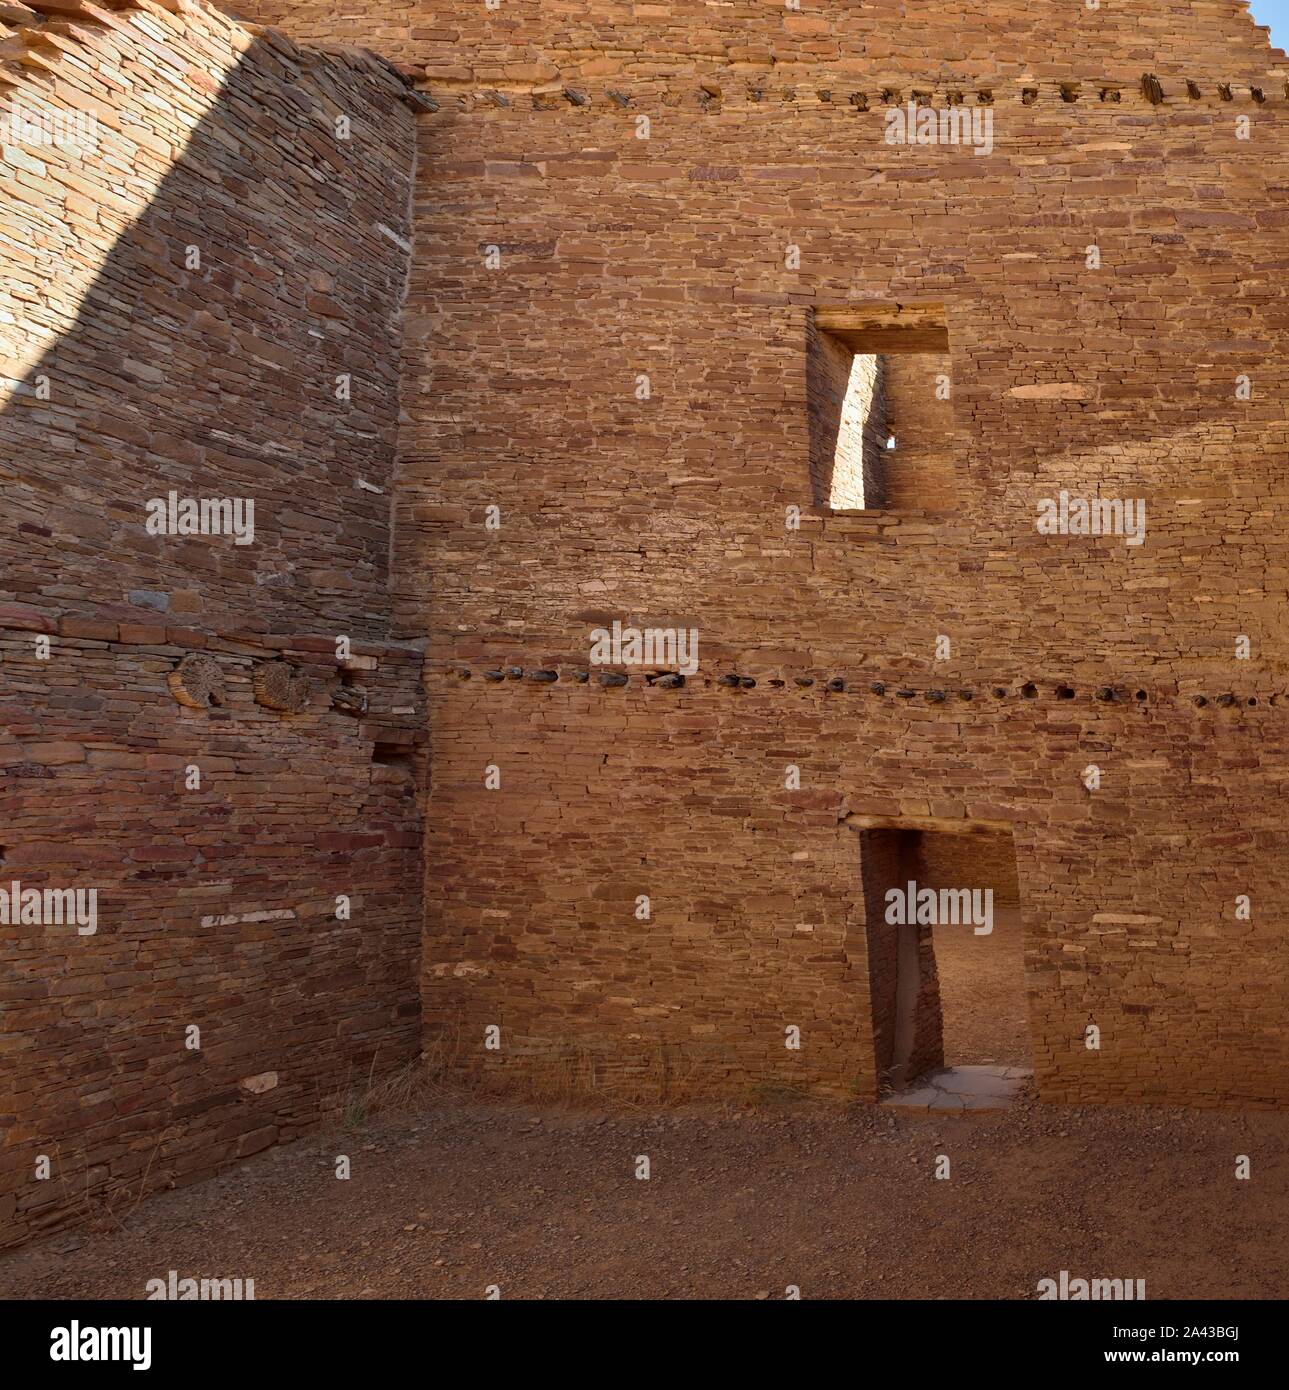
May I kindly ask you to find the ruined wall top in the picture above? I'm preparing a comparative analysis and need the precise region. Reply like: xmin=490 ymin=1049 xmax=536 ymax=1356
xmin=224 ymin=1 xmax=1285 ymax=92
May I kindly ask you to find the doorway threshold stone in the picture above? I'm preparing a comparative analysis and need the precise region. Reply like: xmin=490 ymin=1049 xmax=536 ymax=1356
xmin=882 ymin=1065 xmax=1032 ymax=1114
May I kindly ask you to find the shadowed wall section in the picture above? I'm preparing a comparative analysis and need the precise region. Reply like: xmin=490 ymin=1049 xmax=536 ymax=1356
xmin=1 ymin=0 xmax=423 ymax=1248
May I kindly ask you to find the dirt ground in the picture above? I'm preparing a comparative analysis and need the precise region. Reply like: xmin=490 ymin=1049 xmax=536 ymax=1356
xmin=1 ymin=1091 xmax=1286 ymax=1300
xmin=4 ymin=908 xmax=1277 ymax=1301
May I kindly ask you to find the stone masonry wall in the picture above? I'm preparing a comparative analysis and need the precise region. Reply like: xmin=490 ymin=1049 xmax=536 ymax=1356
xmin=916 ymin=829 xmax=1020 ymax=908
xmin=227 ymin=3 xmax=1289 ymax=1108
xmin=424 ymin=676 xmax=1289 ymax=1107
xmin=222 ymin=2 xmax=1286 ymax=87
xmin=1 ymin=0 xmax=423 ymax=1248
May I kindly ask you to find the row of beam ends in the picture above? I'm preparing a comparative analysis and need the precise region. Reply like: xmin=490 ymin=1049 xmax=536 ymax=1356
xmin=452 ymin=668 xmax=1157 ymax=703
xmin=440 ymin=75 xmax=1285 ymax=114
xmin=444 ymin=669 xmax=1283 ymax=707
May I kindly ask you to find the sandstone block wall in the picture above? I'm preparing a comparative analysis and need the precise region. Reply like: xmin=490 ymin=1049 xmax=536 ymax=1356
xmin=3 ymin=2 xmax=1285 ymax=1255
xmin=220 ymin=3 xmax=1289 ymax=1108
xmin=222 ymin=1 xmax=1286 ymax=88
xmin=423 ymin=676 xmax=1289 ymax=1107
xmin=916 ymin=830 xmax=1020 ymax=909
xmin=380 ymin=2 xmax=1287 ymax=1107
xmin=1 ymin=0 xmax=423 ymax=1247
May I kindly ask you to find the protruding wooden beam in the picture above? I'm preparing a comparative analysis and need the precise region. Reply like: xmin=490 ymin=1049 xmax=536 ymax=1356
xmin=841 ymin=812 xmax=1015 ymax=837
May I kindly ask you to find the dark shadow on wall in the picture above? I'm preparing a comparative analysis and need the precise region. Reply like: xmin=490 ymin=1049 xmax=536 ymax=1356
xmin=0 ymin=28 xmax=415 ymax=639
xmin=0 ymin=19 xmax=426 ymax=1249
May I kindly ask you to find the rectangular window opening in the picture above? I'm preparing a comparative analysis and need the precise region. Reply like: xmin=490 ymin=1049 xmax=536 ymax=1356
xmin=808 ymin=304 xmax=960 ymax=513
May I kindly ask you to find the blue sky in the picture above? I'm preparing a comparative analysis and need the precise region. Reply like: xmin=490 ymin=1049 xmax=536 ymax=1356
xmin=1248 ymin=0 xmax=1289 ymax=48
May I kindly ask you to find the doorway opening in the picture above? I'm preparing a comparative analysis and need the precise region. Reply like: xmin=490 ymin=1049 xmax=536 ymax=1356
xmin=856 ymin=821 xmax=1032 ymax=1111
